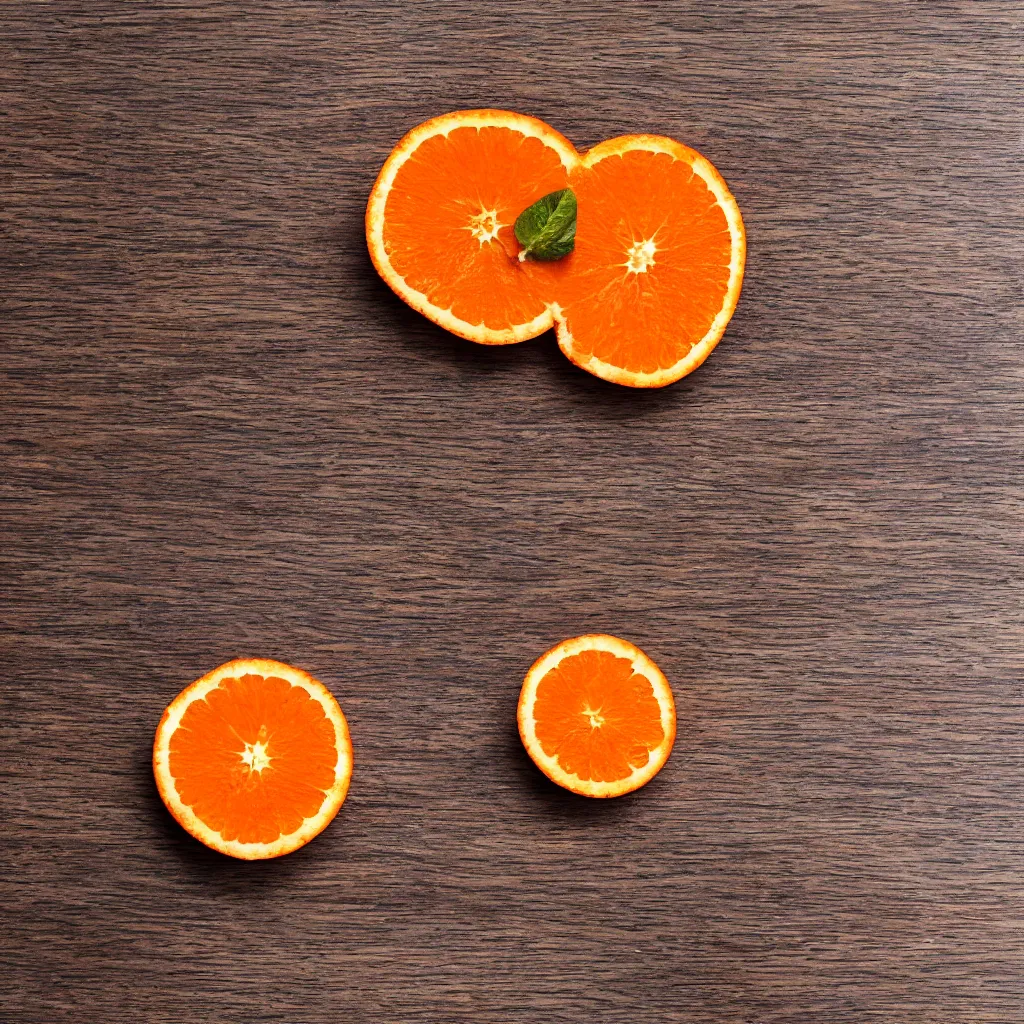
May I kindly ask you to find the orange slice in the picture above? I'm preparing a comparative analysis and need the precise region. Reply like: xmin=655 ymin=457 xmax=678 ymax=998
xmin=555 ymin=136 xmax=746 ymax=387
xmin=518 ymin=634 xmax=676 ymax=798
xmin=366 ymin=109 xmax=576 ymax=345
xmin=153 ymin=658 xmax=352 ymax=860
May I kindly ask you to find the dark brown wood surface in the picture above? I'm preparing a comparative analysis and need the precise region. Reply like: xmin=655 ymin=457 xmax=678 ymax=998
xmin=3 ymin=3 xmax=1022 ymax=1022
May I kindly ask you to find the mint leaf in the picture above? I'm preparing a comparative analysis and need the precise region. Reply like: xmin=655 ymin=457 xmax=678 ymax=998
xmin=514 ymin=188 xmax=577 ymax=261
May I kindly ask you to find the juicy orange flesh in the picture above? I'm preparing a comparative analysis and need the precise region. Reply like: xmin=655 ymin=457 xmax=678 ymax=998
xmin=533 ymin=649 xmax=665 ymax=784
xmin=383 ymin=125 xmax=569 ymax=330
xmin=560 ymin=150 xmax=733 ymax=374
xmin=169 ymin=674 xmax=337 ymax=845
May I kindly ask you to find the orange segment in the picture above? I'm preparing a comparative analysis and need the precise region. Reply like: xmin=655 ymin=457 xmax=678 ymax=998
xmin=366 ymin=109 xmax=577 ymax=344
xmin=518 ymin=635 xmax=676 ymax=798
xmin=153 ymin=658 xmax=352 ymax=860
xmin=555 ymin=136 xmax=746 ymax=387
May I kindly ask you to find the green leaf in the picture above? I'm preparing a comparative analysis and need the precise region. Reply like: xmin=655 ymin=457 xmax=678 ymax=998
xmin=514 ymin=188 xmax=577 ymax=261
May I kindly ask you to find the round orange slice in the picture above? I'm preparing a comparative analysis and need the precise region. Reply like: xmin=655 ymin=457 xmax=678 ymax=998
xmin=153 ymin=658 xmax=352 ymax=860
xmin=517 ymin=634 xmax=676 ymax=798
xmin=555 ymin=136 xmax=746 ymax=387
xmin=366 ymin=109 xmax=576 ymax=345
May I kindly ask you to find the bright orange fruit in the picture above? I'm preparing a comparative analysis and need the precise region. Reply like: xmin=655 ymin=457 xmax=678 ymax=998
xmin=366 ymin=109 xmax=575 ymax=345
xmin=367 ymin=111 xmax=745 ymax=387
xmin=557 ymin=136 xmax=746 ymax=387
xmin=153 ymin=658 xmax=352 ymax=860
xmin=518 ymin=635 xmax=676 ymax=798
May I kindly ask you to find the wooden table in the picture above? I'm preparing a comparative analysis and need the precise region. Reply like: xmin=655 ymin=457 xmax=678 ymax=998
xmin=3 ymin=3 xmax=1021 ymax=1021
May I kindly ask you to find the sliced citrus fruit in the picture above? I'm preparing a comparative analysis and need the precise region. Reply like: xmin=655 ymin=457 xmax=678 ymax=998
xmin=153 ymin=658 xmax=352 ymax=860
xmin=366 ymin=109 xmax=577 ymax=344
xmin=369 ymin=113 xmax=745 ymax=386
xmin=554 ymin=135 xmax=746 ymax=387
xmin=518 ymin=634 xmax=676 ymax=798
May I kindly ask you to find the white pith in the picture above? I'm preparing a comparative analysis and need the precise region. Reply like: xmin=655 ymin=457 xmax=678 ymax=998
xmin=625 ymin=238 xmax=657 ymax=274
xmin=467 ymin=208 xmax=503 ymax=245
xmin=240 ymin=739 xmax=272 ymax=774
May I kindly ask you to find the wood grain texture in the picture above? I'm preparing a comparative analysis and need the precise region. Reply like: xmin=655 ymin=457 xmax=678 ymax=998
xmin=2 ymin=2 xmax=1022 ymax=1021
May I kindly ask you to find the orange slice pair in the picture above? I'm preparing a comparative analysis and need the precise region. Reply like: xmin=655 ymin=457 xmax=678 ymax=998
xmin=154 ymin=638 xmax=674 ymax=858
xmin=367 ymin=109 xmax=745 ymax=388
